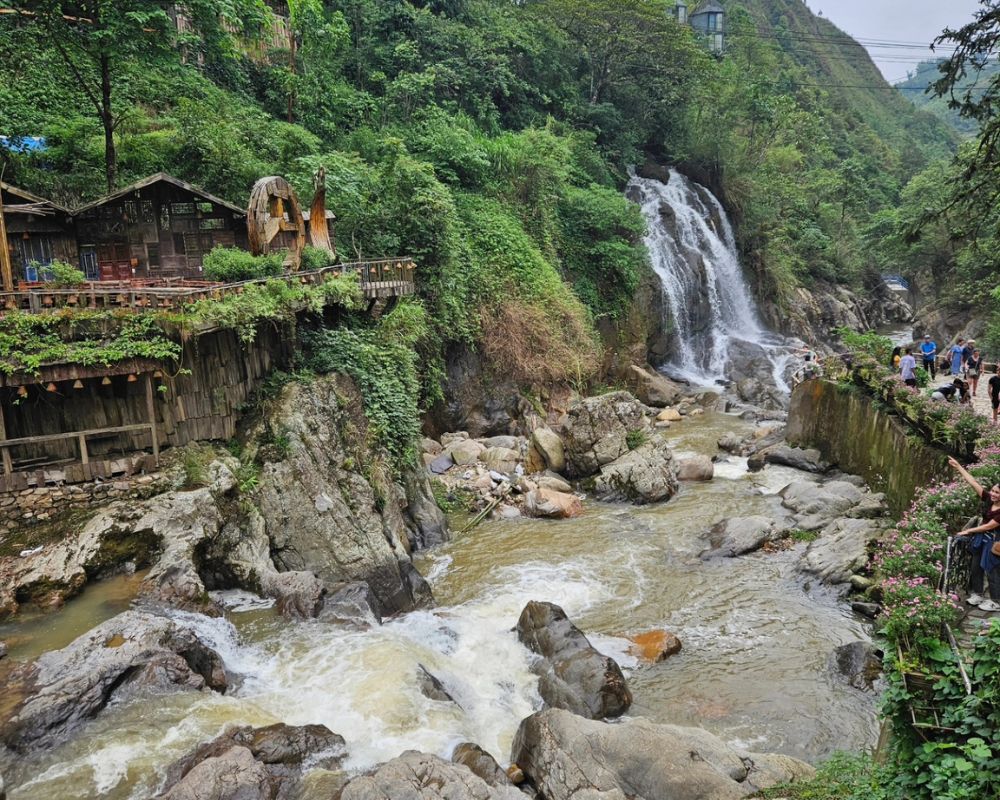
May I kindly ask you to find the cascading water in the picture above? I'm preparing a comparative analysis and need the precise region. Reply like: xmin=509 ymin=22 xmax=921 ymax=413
xmin=627 ymin=169 xmax=797 ymax=390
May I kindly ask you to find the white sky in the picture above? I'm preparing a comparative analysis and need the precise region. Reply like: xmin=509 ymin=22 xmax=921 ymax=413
xmin=807 ymin=0 xmax=983 ymax=83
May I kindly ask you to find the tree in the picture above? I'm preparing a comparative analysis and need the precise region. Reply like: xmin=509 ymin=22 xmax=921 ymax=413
xmin=8 ymin=0 xmax=268 ymax=191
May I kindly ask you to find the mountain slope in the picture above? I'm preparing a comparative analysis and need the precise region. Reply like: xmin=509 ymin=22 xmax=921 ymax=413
xmin=895 ymin=58 xmax=997 ymax=138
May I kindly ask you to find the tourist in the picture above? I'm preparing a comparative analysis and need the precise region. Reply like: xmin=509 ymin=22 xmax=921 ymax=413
xmin=920 ymin=335 xmax=937 ymax=379
xmin=900 ymin=348 xmax=917 ymax=388
xmin=931 ymin=378 xmax=968 ymax=403
xmin=967 ymin=349 xmax=984 ymax=397
xmin=891 ymin=346 xmax=901 ymax=369
xmin=950 ymin=338 xmax=966 ymax=376
xmin=962 ymin=339 xmax=976 ymax=376
xmin=991 ymin=365 xmax=1000 ymax=425
xmin=947 ymin=456 xmax=1000 ymax=612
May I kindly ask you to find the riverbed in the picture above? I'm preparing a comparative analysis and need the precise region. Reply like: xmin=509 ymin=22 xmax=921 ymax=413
xmin=0 ymin=409 xmax=879 ymax=799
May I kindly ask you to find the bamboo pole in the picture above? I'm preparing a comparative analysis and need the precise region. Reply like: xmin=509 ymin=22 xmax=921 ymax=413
xmin=144 ymin=372 xmax=159 ymax=464
xmin=0 ymin=184 xmax=15 ymax=293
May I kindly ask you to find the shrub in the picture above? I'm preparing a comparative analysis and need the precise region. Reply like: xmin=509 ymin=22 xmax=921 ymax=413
xmin=37 ymin=259 xmax=85 ymax=286
xmin=300 ymin=245 xmax=333 ymax=271
xmin=202 ymin=247 xmax=284 ymax=282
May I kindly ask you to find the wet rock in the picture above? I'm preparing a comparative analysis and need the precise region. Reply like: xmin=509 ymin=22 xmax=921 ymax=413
xmin=515 ymin=601 xmax=631 ymax=719
xmin=481 ymin=447 xmax=519 ymax=474
xmin=563 ymin=392 xmax=649 ymax=478
xmin=830 ymin=641 xmax=883 ymax=691
xmin=400 ymin=461 xmax=450 ymax=549
xmin=524 ymin=489 xmax=583 ymax=519
xmin=678 ymin=455 xmax=714 ymax=481
xmin=852 ymin=602 xmax=881 ymax=619
xmin=702 ymin=516 xmax=781 ymax=558
xmin=626 ymin=365 xmax=683 ymax=407
xmin=317 ymin=581 xmax=382 ymax=627
xmin=156 ymin=722 xmax=345 ymax=800
xmin=592 ymin=437 xmax=678 ymax=504
xmin=780 ymin=480 xmax=862 ymax=530
xmin=452 ymin=743 xmax=516 ymax=789
xmin=531 ymin=428 xmax=565 ymax=473
xmin=748 ymin=444 xmax=830 ymax=474
xmin=747 ymin=752 xmax=818 ymax=791
xmin=0 ymin=641 xmax=6 ymax=660
xmin=496 ymin=505 xmax=522 ymax=520
xmin=339 ymin=751 xmax=523 ymax=799
xmin=536 ymin=476 xmax=572 ymax=493
xmin=253 ymin=375 xmax=435 ymax=615
xmin=627 ymin=630 xmax=682 ymax=662
xmin=511 ymin=709 xmax=815 ymax=800
xmin=657 ymin=407 xmax=682 ymax=422
xmin=269 ymin=571 xmax=326 ymax=619
xmin=718 ymin=433 xmax=743 ymax=453
xmin=429 ymin=453 xmax=455 ymax=474
xmin=0 ymin=610 xmax=226 ymax=752
xmin=801 ymin=518 xmax=883 ymax=585
xmin=416 ymin=665 xmax=458 ymax=704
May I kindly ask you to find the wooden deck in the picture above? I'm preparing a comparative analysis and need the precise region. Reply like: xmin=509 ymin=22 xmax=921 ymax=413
xmin=0 ymin=258 xmax=416 ymax=314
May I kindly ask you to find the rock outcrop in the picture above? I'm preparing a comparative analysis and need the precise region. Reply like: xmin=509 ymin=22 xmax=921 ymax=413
xmin=0 ymin=610 xmax=226 ymax=752
xmin=515 ymin=601 xmax=631 ymax=719
xmin=591 ymin=436 xmax=679 ymax=504
xmin=338 ymin=751 xmax=524 ymax=800
xmin=511 ymin=709 xmax=815 ymax=800
xmin=625 ymin=364 xmax=683 ymax=407
xmin=250 ymin=375 xmax=439 ymax=615
xmin=701 ymin=516 xmax=787 ymax=559
xmin=562 ymin=393 xmax=649 ymax=478
xmin=155 ymin=722 xmax=345 ymax=800
xmin=452 ymin=743 xmax=518 ymax=789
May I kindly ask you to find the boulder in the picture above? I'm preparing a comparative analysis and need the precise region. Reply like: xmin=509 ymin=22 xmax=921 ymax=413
xmin=416 ymin=664 xmax=459 ymax=705
xmin=515 ymin=601 xmax=631 ymax=719
xmin=441 ymin=432 xmax=470 ymax=447
xmin=678 ymin=455 xmax=714 ymax=481
xmin=511 ymin=709 xmax=815 ymax=800
xmin=253 ymin=376 xmax=435 ymax=615
xmin=626 ymin=365 xmax=683 ymax=407
xmin=830 ymin=641 xmax=882 ymax=691
xmin=627 ymin=630 xmax=682 ymax=663
xmin=317 ymin=581 xmax=382 ymax=627
xmin=531 ymin=428 xmax=566 ymax=473
xmin=421 ymin=438 xmax=443 ymax=456
xmin=563 ymin=392 xmax=649 ymax=478
xmin=536 ymin=476 xmax=572 ymax=494
xmin=717 ymin=433 xmax=743 ymax=454
xmin=155 ymin=722 xmax=345 ymax=800
xmin=449 ymin=439 xmax=487 ymax=466
xmin=429 ymin=453 xmax=455 ymax=474
xmin=592 ymin=437 xmax=679 ymax=504
xmin=452 ymin=743 xmax=516 ymax=789
xmin=478 ymin=436 xmax=521 ymax=451
xmin=702 ymin=516 xmax=782 ymax=559
xmin=524 ymin=489 xmax=583 ymax=519
xmin=400 ymin=462 xmax=450 ymax=549
xmin=481 ymin=447 xmax=520 ymax=474
xmin=801 ymin=518 xmax=882 ymax=585
xmin=748 ymin=444 xmax=830 ymax=474
xmin=338 ymin=751 xmax=523 ymax=800
xmin=657 ymin=407 xmax=682 ymax=422
xmin=780 ymin=480 xmax=863 ymax=530
xmin=0 ymin=610 xmax=226 ymax=752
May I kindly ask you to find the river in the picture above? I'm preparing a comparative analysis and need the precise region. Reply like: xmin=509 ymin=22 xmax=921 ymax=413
xmin=1 ymin=408 xmax=879 ymax=799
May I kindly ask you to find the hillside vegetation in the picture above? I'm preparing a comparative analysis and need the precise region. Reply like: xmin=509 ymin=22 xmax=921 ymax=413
xmin=0 ymin=0 xmax=957 ymax=396
xmin=896 ymin=58 xmax=999 ymax=138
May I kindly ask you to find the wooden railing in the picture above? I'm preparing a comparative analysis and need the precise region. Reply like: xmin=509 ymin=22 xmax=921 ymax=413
xmin=0 ymin=423 xmax=157 ymax=476
xmin=0 ymin=258 xmax=416 ymax=314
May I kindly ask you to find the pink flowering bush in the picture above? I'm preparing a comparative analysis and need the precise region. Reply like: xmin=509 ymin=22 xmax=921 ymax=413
xmin=880 ymin=577 xmax=961 ymax=642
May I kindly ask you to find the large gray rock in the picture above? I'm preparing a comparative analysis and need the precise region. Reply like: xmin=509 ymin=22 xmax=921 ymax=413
xmin=524 ymin=488 xmax=583 ymax=519
xmin=748 ymin=444 xmax=830 ymax=474
xmin=251 ymin=375 xmax=435 ymax=615
xmin=155 ymin=722 xmax=345 ymax=800
xmin=316 ymin=581 xmax=382 ymax=627
xmin=702 ymin=516 xmax=783 ymax=559
xmin=801 ymin=518 xmax=882 ymax=585
xmin=591 ymin=437 xmax=679 ymax=504
xmin=338 ymin=751 xmax=523 ymax=800
xmin=780 ymin=480 xmax=862 ymax=530
xmin=0 ymin=610 xmax=226 ymax=752
xmin=400 ymin=462 xmax=450 ymax=549
xmin=452 ymin=743 xmax=516 ymax=789
xmin=830 ymin=641 xmax=882 ymax=691
xmin=626 ymin=365 xmax=683 ymax=407
xmin=515 ymin=601 xmax=631 ymax=719
xmin=678 ymin=454 xmax=714 ymax=481
xmin=481 ymin=447 xmax=520 ymax=474
xmin=563 ymin=392 xmax=649 ymax=478
xmin=511 ymin=709 xmax=815 ymax=800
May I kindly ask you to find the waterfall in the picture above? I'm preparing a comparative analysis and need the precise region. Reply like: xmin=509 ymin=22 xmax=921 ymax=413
xmin=627 ymin=169 xmax=794 ymax=389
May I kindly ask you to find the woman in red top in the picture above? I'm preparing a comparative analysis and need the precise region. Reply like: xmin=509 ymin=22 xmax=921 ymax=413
xmin=948 ymin=456 xmax=1000 ymax=612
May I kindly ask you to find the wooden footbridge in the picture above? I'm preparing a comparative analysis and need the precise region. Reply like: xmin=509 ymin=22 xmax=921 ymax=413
xmin=0 ymin=258 xmax=415 ymax=314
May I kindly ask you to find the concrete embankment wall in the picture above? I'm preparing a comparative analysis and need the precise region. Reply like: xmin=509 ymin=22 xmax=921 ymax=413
xmin=786 ymin=379 xmax=950 ymax=517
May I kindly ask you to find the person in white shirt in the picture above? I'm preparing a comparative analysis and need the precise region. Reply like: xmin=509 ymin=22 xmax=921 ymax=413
xmin=900 ymin=348 xmax=917 ymax=387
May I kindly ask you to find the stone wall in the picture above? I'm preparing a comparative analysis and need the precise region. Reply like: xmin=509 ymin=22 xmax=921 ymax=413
xmin=786 ymin=378 xmax=950 ymax=517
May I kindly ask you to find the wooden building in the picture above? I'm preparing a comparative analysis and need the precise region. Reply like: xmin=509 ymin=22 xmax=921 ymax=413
xmin=73 ymin=173 xmax=249 ymax=281
xmin=0 ymin=182 xmax=78 ymax=285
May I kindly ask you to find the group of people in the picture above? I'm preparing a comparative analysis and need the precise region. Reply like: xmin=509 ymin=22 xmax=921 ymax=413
xmin=949 ymin=457 xmax=1000 ymax=613
xmin=894 ymin=335 xmax=1000 ymax=423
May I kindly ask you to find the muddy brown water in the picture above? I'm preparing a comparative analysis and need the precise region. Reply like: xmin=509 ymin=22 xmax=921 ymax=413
xmin=0 ymin=410 xmax=879 ymax=799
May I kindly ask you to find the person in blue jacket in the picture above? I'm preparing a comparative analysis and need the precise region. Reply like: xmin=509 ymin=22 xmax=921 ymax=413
xmin=949 ymin=456 xmax=1000 ymax=612
xmin=950 ymin=338 xmax=966 ymax=376
xmin=920 ymin=334 xmax=937 ymax=379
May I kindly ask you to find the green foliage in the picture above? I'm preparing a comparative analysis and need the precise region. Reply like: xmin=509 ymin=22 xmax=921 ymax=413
xmin=234 ymin=460 xmax=261 ymax=494
xmin=303 ymin=302 xmax=428 ymax=467
xmin=835 ymin=327 xmax=894 ymax=365
xmin=756 ymin=751 xmax=891 ymax=799
xmin=300 ymin=245 xmax=334 ymax=270
xmin=625 ymin=429 xmax=647 ymax=451
xmin=202 ymin=247 xmax=284 ymax=282
xmin=430 ymin=479 xmax=476 ymax=513
xmin=39 ymin=260 xmax=86 ymax=286
xmin=180 ymin=444 xmax=214 ymax=489
xmin=0 ymin=310 xmax=181 ymax=375
xmin=789 ymin=529 xmax=819 ymax=543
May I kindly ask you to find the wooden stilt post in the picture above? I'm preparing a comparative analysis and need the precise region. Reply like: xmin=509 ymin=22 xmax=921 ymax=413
xmin=144 ymin=372 xmax=159 ymax=464
xmin=0 ymin=399 xmax=12 ymax=475
xmin=78 ymin=433 xmax=89 ymax=464
xmin=0 ymin=183 xmax=15 ymax=293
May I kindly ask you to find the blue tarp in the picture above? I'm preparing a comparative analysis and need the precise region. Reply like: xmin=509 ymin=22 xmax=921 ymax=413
xmin=0 ymin=136 xmax=47 ymax=153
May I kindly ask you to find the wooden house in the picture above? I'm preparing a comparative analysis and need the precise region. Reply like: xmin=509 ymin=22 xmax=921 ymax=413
xmin=73 ymin=173 xmax=249 ymax=280
xmin=0 ymin=182 xmax=78 ymax=285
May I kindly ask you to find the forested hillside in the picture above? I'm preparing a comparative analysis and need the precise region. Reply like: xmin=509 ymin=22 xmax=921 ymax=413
xmin=896 ymin=58 xmax=999 ymax=137
xmin=0 ymin=0 xmax=957 ymax=392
